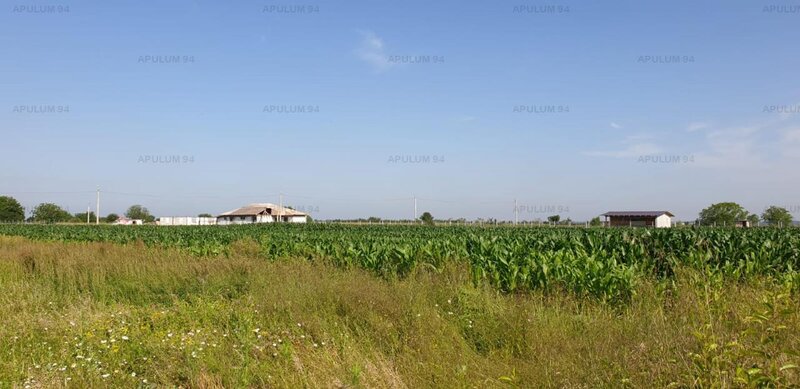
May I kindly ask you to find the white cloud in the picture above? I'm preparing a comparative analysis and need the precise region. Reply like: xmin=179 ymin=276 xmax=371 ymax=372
xmin=610 ymin=122 xmax=622 ymax=129
xmin=585 ymin=142 xmax=663 ymax=158
xmin=686 ymin=122 xmax=710 ymax=132
xmin=783 ymin=128 xmax=800 ymax=143
xmin=694 ymin=108 xmax=800 ymax=168
xmin=691 ymin=124 xmax=769 ymax=168
xmin=355 ymin=31 xmax=393 ymax=72
xmin=780 ymin=128 xmax=800 ymax=159
xmin=585 ymin=133 xmax=663 ymax=158
xmin=776 ymin=102 xmax=800 ymax=121
xmin=624 ymin=133 xmax=655 ymax=142
xmin=693 ymin=141 xmax=758 ymax=167
xmin=590 ymin=103 xmax=800 ymax=173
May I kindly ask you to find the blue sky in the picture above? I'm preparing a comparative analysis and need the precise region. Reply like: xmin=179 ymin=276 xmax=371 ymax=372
xmin=2 ymin=0 xmax=799 ymax=221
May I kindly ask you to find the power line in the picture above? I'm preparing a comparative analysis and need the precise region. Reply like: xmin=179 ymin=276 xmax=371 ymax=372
xmin=102 ymin=191 xmax=281 ymax=199
xmin=2 ymin=191 xmax=95 ymax=194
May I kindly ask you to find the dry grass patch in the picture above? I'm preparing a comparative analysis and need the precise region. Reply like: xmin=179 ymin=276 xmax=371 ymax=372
xmin=0 ymin=236 xmax=797 ymax=388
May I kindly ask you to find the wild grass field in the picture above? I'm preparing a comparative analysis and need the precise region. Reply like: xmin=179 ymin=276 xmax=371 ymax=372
xmin=0 ymin=229 xmax=798 ymax=388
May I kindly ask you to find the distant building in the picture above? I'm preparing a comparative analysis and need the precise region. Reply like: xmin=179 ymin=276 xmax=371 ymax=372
xmin=157 ymin=216 xmax=217 ymax=226
xmin=601 ymin=211 xmax=674 ymax=228
xmin=217 ymin=203 xmax=308 ymax=225
xmin=114 ymin=216 xmax=144 ymax=225
xmin=735 ymin=220 xmax=751 ymax=228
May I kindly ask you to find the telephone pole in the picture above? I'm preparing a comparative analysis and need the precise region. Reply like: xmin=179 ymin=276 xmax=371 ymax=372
xmin=279 ymin=193 xmax=283 ymax=223
xmin=413 ymin=196 xmax=417 ymax=224
xmin=95 ymin=187 xmax=100 ymax=224
xmin=87 ymin=205 xmax=90 ymax=224
xmin=514 ymin=199 xmax=518 ymax=225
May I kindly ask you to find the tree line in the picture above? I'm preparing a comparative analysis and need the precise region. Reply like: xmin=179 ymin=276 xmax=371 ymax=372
xmin=0 ymin=195 xmax=213 ymax=224
xmin=0 ymin=195 xmax=796 ymax=226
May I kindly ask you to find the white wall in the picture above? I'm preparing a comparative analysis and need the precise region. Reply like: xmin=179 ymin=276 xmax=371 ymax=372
xmin=256 ymin=215 xmax=274 ymax=223
xmin=216 ymin=215 xmax=306 ymax=224
xmin=217 ymin=216 xmax=257 ymax=225
xmin=655 ymin=214 xmax=672 ymax=228
xmin=288 ymin=216 xmax=307 ymax=223
xmin=159 ymin=217 xmax=217 ymax=226
xmin=114 ymin=219 xmax=143 ymax=225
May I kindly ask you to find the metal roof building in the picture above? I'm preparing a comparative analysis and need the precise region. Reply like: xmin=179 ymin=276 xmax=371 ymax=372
xmin=217 ymin=203 xmax=308 ymax=225
xmin=601 ymin=211 xmax=674 ymax=228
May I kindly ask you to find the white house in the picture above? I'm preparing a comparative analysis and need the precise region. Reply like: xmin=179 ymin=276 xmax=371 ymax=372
xmin=157 ymin=216 xmax=217 ymax=226
xmin=601 ymin=211 xmax=674 ymax=228
xmin=114 ymin=216 xmax=144 ymax=225
xmin=216 ymin=203 xmax=308 ymax=225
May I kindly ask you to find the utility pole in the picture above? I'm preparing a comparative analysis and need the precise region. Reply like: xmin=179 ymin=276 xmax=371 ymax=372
xmin=413 ymin=196 xmax=417 ymax=224
xmin=87 ymin=205 xmax=90 ymax=224
xmin=514 ymin=199 xmax=518 ymax=225
xmin=95 ymin=187 xmax=100 ymax=225
xmin=279 ymin=193 xmax=283 ymax=223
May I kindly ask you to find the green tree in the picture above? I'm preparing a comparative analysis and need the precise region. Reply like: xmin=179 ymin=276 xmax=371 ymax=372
xmin=32 ymin=203 xmax=72 ymax=223
xmin=419 ymin=212 xmax=434 ymax=225
xmin=547 ymin=215 xmax=560 ymax=223
xmin=746 ymin=214 xmax=760 ymax=226
xmin=198 ymin=213 xmax=213 ymax=218
xmin=105 ymin=213 xmax=119 ymax=223
xmin=761 ymin=206 xmax=792 ymax=226
xmin=125 ymin=205 xmax=155 ymax=223
xmin=73 ymin=211 xmax=97 ymax=223
xmin=0 ymin=196 xmax=25 ymax=222
xmin=589 ymin=216 xmax=602 ymax=227
xmin=698 ymin=202 xmax=752 ymax=226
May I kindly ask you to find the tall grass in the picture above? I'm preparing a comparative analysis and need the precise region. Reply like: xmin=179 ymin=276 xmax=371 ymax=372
xmin=1 ymin=236 xmax=798 ymax=387
xmin=2 ymin=224 xmax=799 ymax=305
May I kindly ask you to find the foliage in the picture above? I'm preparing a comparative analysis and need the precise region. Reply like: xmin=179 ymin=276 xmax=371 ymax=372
xmin=684 ymin=290 xmax=799 ymax=387
xmin=0 ymin=196 xmax=25 ymax=222
xmin=125 ymin=205 xmax=155 ymax=223
xmin=589 ymin=217 xmax=602 ymax=227
xmin=198 ymin=213 xmax=213 ymax=218
xmin=31 ymin=203 xmax=72 ymax=223
xmin=762 ymin=206 xmax=793 ymax=226
xmin=699 ymin=202 xmax=752 ymax=226
xmin=0 ymin=224 xmax=799 ymax=304
xmin=0 ymin=237 xmax=798 ymax=387
xmin=547 ymin=215 xmax=560 ymax=223
xmin=420 ymin=212 xmax=434 ymax=225
xmin=72 ymin=212 xmax=97 ymax=223
xmin=105 ymin=213 xmax=119 ymax=223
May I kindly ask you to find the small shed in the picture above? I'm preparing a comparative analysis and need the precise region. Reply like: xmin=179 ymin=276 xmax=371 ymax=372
xmin=601 ymin=211 xmax=674 ymax=228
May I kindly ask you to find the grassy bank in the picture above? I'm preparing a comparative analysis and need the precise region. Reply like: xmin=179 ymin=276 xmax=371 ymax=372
xmin=2 ymin=224 xmax=799 ymax=305
xmin=0 ymin=236 xmax=798 ymax=387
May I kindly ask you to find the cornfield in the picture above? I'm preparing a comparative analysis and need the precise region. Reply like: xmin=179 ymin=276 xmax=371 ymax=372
xmin=1 ymin=224 xmax=798 ymax=303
